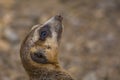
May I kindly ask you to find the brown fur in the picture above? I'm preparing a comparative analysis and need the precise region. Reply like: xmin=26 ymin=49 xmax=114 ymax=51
xmin=20 ymin=15 xmax=74 ymax=80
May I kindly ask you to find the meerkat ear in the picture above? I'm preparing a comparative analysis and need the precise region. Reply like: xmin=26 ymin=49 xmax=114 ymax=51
xmin=31 ymin=25 xmax=39 ymax=31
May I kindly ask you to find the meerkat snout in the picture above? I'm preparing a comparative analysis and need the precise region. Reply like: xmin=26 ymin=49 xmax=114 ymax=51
xmin=54 ymin=15 xmax=63 ymax=22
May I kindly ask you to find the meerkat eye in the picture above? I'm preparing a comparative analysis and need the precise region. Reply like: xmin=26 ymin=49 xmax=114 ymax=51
xmin=40 ymin=31 xmax=48 ymax=40
xmin=41 ymin=31 xmax=47 ymax=37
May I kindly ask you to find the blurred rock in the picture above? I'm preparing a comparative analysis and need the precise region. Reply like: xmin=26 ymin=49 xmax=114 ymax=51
xmin=3 ymin=27 xmax=19 ymax=44
xmin=83 ymin=72 xmax=97 ymax=80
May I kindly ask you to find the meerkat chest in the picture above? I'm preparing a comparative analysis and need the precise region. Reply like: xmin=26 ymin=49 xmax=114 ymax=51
xmin=29 ymin=71 xmax=74 ymax=80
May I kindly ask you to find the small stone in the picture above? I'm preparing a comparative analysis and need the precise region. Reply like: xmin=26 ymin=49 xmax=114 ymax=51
xmin=4 ymin=27 xmax=19 ymax=44
xmin=83 ymin=72 xmax=97 ymax=80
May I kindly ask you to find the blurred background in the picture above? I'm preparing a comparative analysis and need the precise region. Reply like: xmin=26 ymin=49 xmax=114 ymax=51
xmin=0 ymin=0 xmax=120 ymax=80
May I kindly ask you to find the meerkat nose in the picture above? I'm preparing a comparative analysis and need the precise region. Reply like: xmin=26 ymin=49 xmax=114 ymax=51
xmin=54 ymin=15 xmax=63 ymax=22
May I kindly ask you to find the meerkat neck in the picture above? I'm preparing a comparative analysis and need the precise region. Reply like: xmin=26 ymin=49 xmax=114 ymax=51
xmin=29 ymin=68 xmax=56 ymax=80
xmin=28 ymin=66 xmax=73 ymax=80
xmin=26 ymin=63 xmax=62 ymax=80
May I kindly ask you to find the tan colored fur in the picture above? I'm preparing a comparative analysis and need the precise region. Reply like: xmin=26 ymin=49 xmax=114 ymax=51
xmin=20 ymin=15 xmax=74 ymax=80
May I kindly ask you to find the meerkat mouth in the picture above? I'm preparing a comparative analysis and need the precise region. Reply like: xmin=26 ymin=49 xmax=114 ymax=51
xmin=30 ymin=51 xmax=49 ymax=64
xmin=30 ymin=51 xmax=56 ymax=64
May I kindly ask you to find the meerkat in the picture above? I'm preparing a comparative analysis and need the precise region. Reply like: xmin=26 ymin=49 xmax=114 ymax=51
xmin=20 ymin=15 xmax=74 ymax=80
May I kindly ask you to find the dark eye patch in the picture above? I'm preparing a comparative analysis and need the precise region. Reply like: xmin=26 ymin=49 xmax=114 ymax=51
xmin=39 ymin=25 xmax=52 ymax=41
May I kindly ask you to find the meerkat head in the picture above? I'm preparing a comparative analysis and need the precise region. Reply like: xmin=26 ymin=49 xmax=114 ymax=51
xmin=20 ymin=15 xmax=63 ymax=72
